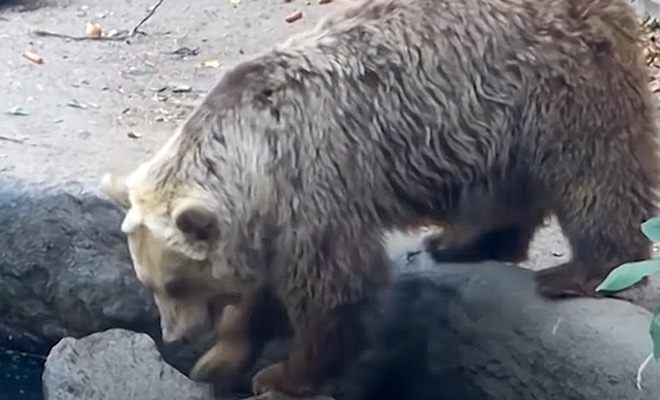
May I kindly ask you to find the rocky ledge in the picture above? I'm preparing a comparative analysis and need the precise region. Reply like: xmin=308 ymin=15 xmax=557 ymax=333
xmin=42 ymin=253 xmax=660 ymax=400
xmin=0 ymin=179 xmax=203 ymax=372
xmin=2 ymin=179 xmax=660 ymax=400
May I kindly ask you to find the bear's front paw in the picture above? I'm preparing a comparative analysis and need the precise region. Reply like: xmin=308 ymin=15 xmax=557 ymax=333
xmin=190 ymin=339 xmax=252 ymax=388
xmin=251 ymin=361 xmax=314 ymax=396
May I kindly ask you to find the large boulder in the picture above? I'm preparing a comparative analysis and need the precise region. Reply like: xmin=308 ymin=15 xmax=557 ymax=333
xmin=337 ymin=254 xmax=660 ymax=400
xmin=0 ymin=181 xmax=205 ymax=373
xmin=42 ymin=254 xmax=660 ymax=400
xmin=41 ymin=328 xmax=214 ymax=400
xmin=0 ymin=181 xmax=158 ymax=354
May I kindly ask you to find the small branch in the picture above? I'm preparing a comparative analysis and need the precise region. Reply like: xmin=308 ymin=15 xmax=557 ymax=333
xmin=129 ymin=0 xmax=166 ymax=37
xmin=636 ymin=352 xmax=654 ymax=390
xmin=32 ymin=0 xmax=166 ymax=42
xmin=32 ymin=30 xmax=128 ymax=41
xmin=0 ymin=135 xmax=24 ymax=144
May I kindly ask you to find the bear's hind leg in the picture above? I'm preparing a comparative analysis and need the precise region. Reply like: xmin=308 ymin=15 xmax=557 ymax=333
xmin=251 ymin=302 xmax=367 ymax=396
xmin=535 ymin=158 xmax=658 ymax=299
xmin=424 ymin=213 xmax=544 ymax=264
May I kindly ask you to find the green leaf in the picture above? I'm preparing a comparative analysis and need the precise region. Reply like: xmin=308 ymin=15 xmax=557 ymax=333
xmin=651 ymin=305 xmax=660 ymax=359
xmin=6 ymin=106 xmax=28 ymax=116
xmin=595 ymin=259 xmax=660 ymax=292
xmin=641 ymin=217 xmax=660 ymax=243
xmin=67 ymin=99 xmax=88 ymax=109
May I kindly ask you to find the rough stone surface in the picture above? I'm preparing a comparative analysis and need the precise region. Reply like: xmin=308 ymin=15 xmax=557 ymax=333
xmin=0 ymin=180 xmax=157 ymax=354
xmin=632 ymin=0 xmax=660 ymax=19
xmin=334 ymin=255 xmax=660 ymax=400
xmin=41 ymin=328 xmax=214 ymax=400
xmin=0 ymin=179 xmax=207 ymax=373
xmin=42 ymin=258 xmax=660 ymax=400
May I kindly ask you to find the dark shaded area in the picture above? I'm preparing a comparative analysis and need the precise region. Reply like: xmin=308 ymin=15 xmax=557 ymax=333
xmin=0 ymin=348 xmax=44 ymax=400
xmin=0 ymin=0 xmax=48 ymax=11
xmin=38 ymin=255 xmax=660 ymax=400
xmin=1 ymin=177 xmax=660 ymax=400
xmin=334 ymin=255 xmax=660 ymax=400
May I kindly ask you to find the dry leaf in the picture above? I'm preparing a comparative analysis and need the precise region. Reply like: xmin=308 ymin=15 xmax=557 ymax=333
xmin=202 ymin=59 xmax=221 ymax=69
xmin=22 ymin=50 xmax=43 ymax=64
xmin=169 ymin=83 xmax=193 ymax=93
xmin=68 ymin=99 xmax=88 ymax=109
xmin=319 ymin=0 xmax=332 ymax=4
xmin=285 ymin=10 xmax=302 ymax=23
xmin=85 ymin=22 xmax=103 ymax=38
xmin=171 ymin=47 xmax=200 ymax=57
xmin=6 ymin=106 xmax=28 ymax=116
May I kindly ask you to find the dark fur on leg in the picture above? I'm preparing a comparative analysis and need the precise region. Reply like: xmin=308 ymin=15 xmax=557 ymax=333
xmin=193 ymin=289 xmax=291 ymax=396
xmin=251 ymin=302 xmax=369 ymax=396
xmin=534 ymin=262 xmax=607 ymax=298
xmin=425 ymin=223 xmax=541 ymax=264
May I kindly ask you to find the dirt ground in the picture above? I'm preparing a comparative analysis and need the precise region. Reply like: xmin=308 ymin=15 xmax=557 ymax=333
xmin=0 ymin=0 xmax=571 ymax=269
xmin=0 ymin=0 xmax=354 ymax=178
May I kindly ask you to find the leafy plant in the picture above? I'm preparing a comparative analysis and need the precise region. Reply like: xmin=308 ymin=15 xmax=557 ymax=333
xmin=596 ymin=216 xmax=660 ymax=358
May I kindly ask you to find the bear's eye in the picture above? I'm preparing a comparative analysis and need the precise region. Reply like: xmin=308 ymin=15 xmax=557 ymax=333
xmin=164 ymin=279 xmax=189 ymax=298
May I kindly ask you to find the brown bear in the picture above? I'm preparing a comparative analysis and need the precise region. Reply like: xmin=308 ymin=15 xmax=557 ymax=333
xmin=101 ymin=0 xmax=660 ymax=395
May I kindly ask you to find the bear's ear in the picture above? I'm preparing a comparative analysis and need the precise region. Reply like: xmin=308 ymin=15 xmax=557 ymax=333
xmin=101 ymin=173 xmax=131 ymax=209
xmin=172 ymin=198 xmax=219 ymax=242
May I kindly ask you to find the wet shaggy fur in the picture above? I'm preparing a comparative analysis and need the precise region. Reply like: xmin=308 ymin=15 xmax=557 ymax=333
xmin=104 ymin=0 xmax=660 ymax=395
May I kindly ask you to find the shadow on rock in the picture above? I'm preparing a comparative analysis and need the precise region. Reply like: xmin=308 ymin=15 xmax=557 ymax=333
xmin=336 ymin=253 xmax=660 ymax=400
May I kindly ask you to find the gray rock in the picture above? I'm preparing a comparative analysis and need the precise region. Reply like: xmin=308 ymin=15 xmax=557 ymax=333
xmin=41 ymin=328 xmax=214 ymax=400
xmin=0 ymin=181 xmax=155 ymax=348
xmin=0 ymin=180 xmax=204 ymax=372
xmin=334 ymin=254 xmax=660 ymax=400
xmin=631 ymin=0 xmax=660 ymax=19
xmin=41 ymin=254 xmax=660 ymax=400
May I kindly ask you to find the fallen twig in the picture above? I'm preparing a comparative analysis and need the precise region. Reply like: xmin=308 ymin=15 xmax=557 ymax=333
xmin=0 ymin=135 xmax=25 ymax=144
xmin=32 ymin=0 xmax=166 ymax=42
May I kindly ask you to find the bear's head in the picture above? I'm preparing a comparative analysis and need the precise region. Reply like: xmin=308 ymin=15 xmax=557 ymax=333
xmin=100 ymin=167 xmax=262 ymax=343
